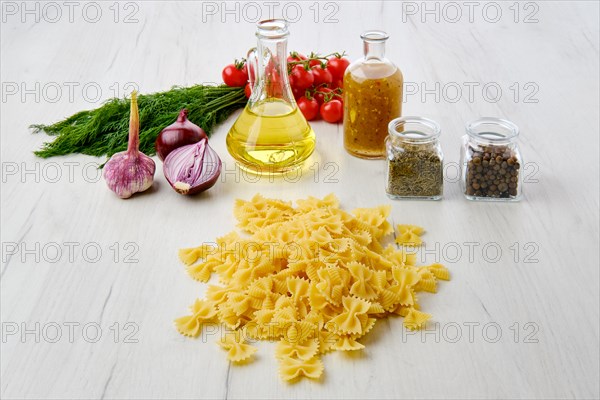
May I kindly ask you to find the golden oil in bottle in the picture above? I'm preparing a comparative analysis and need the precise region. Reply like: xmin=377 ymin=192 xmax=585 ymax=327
xmin=343 ymin=30 xmax=404 ymax=159
xmin=226 ymin=99 xmax=315 ymax=175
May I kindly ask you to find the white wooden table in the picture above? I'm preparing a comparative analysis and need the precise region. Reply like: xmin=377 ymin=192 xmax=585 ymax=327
xmin=1 ymin=1 xmax=599 ymax=399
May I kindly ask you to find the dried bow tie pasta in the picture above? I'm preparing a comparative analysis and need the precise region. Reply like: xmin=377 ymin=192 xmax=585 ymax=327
xmin=217 ymin=328 xmax=258 ymax=363
xmin=174 ymin=194 xmax=450 ymax=382
xmin=395 ymin=224 xmax=425 ymax=246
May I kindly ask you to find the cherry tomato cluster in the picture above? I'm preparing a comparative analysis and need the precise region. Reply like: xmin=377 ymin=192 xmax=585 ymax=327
xmin=288 ymin=52 xmax=349 ymax=123
xmin=221 ymin=51 xmax=350 ymax=124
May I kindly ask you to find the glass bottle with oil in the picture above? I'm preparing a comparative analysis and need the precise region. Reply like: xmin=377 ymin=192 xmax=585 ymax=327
xmin=227 ymin=19 xmax=315 ymax=175
xmin=343 ymin=31 xmax=403 ymax=159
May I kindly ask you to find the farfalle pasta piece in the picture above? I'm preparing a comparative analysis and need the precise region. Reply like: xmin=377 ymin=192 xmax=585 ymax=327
xmin=316 ymin=266 xmax=349 ymax=306
xmin=303 ymin=209 xmax=344 ymax=236
xmin=218 ymin=330 xmax=257 ymax=363
xmin=247 ymin=276 xmax=273 ymax=297
xmin=426 ymin=263 xmax=450 ymax=281
xmin=362 ymin=248 xmax=394 ymax=271
xmin=403 ymin=308 xmax=432 ymax=331
xmin=390 ymin=266 xmax=420 ymax=306
xmin=308 ymin=282 xmax=330 ymax=312
xmin=205 ymin=285 xmax=230 ymax=304
xmin=359 ymin=317 xmax=377 ymax=337
xmin=279 ymin=356 xmax=324 ymax=381
xmin=178 ymin=243 xmax=217 ymax=266
xmin=213 ymin=258 xmax=238 ymax=284
xmin=332 ymin=335 xmax=365 ymax=351
xmin=328 ymin=296 xmax=371 ymax=335
xmin=347 ymin=261 xmax=378 ymax=300
xmin=287 ymin=277 xmax=310 ymax=302
xmin=352 ymin=205 xmax=392 ymax=236
xmin=275 ymin=337 xmax=320 ymax=361
xmin=174 ymin=299 xmax=217 ymax=337
xmin=416 ymin=268 xmax=438 ymax=293
xmin=296 ymin=193 xmax=339 ymax=211
xmin=368 ymin=302 xmax=386 ymax=314
xmin=395 ymin=224 xmax=425 ymax=246
xmin=378 ymin=288 xmax=402 ymax=311
xmin=225 ymin=292 xmax=251 ymax=316
xmin=175 ymin=194 xmax=450 ymax=382
xmin=234 ymin=194 xmax=293 ymax=233
xmin=383 ymin=244 xmax=417 ymax=267
xmin=218 ymin=304 xmax=242 ymax=330
xmin=371 ymin=270 xmax=388 ymax=292
xmin=186 ymin=260 xmax=214 ymax=282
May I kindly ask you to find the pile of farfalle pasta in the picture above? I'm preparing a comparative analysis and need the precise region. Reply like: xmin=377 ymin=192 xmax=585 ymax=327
xmin=175 ymin=194 xmax=449 ymax=382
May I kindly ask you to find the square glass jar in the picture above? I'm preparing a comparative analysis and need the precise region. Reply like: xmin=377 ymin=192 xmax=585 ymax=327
xmin=385 ymin=117 xmax=444 ymax=200
xmin=460 ymin=117 xmax=523 ymax=201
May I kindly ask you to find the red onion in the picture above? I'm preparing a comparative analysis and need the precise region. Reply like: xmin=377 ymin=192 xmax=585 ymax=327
xmin=155 ymin=109 xmax=207 ymax=161
xmin=163 ymin=138 xmax=221 ymax=195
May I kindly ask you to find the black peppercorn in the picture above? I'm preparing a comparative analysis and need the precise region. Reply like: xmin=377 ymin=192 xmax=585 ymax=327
xmin=465 ymin=143 xmax=520 ymax=199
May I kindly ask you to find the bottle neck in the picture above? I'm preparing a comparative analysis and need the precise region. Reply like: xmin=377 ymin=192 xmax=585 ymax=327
xmin=252 ymin=36 xmax=294 ymax=105
xmin=257 ymin=37 xmax=287 ymax=78
xmin=364 ymin=40 xmax=386 ymax=60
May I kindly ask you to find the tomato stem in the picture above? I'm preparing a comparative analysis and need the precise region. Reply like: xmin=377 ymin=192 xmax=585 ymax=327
xmin=286 ymin=51 xmax=347 ymax=72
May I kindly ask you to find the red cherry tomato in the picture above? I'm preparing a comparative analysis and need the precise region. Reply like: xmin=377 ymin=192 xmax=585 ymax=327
xmin=309 ymin=59 xmax=321 ymax=68
xmin=311 ymin=65 xmax=333 ymax=87
xmin=244 ymin=83 xmax=252 ymax=98
xmin=313 ymin=87 xmax=333 ymax=105
xmin=292 ymin=85 xmax=305 ymax=100
xmin=265 ymin=69 xmax=284 ymax=97
xmin=290 ymin=64 xmax=314 ymax=90
xmin=330 ymin=79 xmax=344 ymax=89
xmin=222 ymin=63 xmax=248 ymax=87
xmin=297 ymin=96 xmax=319 ymax=121
xmin=287 ymin=52 xmax=307 ymax=63
xmin=320 ymin=99 xmax=343 ymax=123
xmin=327 ymin=56 xmax=350 ymax=82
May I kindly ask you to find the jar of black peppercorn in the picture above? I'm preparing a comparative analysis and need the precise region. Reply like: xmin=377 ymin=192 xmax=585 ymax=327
xmin=460 ymin=117 xmax=523 ymax=201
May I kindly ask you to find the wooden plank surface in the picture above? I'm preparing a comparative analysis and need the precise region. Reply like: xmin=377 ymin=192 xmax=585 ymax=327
xmin=1 ymin=1 xmax=599 ymax=399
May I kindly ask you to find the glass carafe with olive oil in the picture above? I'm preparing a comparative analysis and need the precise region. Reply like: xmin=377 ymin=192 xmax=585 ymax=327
xmin=343 ymin=31 xmax=403 ymax=159
xmin=227 ymin=19 xmax=315 ymax=175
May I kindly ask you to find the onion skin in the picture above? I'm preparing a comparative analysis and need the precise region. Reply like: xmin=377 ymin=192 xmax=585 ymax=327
xmin=155 ymin=109 xmax=207 ymax=161
xmin=163 ymin=138 xmax=222 ymax=195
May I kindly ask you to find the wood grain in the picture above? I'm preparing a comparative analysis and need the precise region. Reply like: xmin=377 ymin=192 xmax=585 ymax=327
xmin=1 ymin=1 xmax=598 ymax=399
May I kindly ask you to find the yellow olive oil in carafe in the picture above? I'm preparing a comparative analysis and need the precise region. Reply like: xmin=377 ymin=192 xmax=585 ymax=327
xmin=227 ymin=99 xmax=315 ymax=174
xmin=226 ymin=20 xmax=315 ymax=175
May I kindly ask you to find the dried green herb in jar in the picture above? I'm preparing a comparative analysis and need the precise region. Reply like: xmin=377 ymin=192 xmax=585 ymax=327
xmin=385 ymin=117 xmax=443 ymax=200
xmin=387 ymin=147 xmax=443 ymax=197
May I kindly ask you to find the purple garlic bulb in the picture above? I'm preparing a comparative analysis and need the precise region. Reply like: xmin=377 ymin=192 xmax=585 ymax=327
xmin=103 ymin=91 xmax=156 ymax=199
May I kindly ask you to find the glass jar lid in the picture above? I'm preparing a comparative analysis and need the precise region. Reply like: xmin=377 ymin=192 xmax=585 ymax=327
xmin=466 ymin=117 xmax=519 ymax=144
xmin=388 ymin=116 xmax=441 ymax=144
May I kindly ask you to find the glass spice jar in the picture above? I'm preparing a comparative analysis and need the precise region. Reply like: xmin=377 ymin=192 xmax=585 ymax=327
xmin=386 ymin=117 xmax=443 ymax=200
xmin=460 ymin=117 xmax=523 ymax=201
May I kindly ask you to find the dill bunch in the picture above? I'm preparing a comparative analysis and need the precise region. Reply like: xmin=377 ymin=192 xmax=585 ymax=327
xmin=31 ymin=84 xmax=247 ymax=160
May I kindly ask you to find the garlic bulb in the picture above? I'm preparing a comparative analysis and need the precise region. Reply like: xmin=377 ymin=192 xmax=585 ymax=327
xmin=103 ymin=91 xmax=155 ymax=199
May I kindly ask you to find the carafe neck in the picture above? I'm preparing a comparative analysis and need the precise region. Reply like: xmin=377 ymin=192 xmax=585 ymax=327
xmin=249 ymin=19 xmax=295 ymax=105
